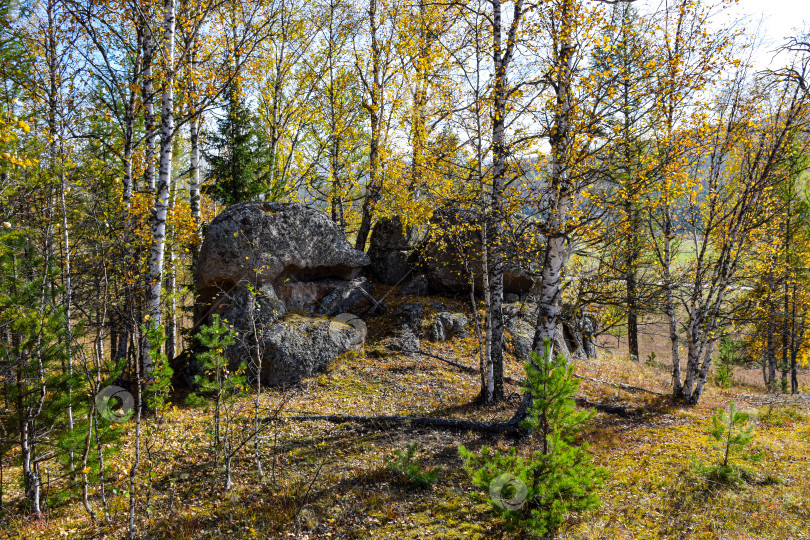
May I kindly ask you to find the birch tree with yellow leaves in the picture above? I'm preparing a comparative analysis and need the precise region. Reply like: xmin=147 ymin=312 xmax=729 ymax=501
xmin=641 ymin=0 xmax=736 ymax=399
xmin=670 ymin=64 xmax=808 ymax=404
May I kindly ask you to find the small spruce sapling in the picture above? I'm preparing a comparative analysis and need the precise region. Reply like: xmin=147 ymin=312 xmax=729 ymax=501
xmin=697 ymin=401 xmax=763 ymax=486
xmin=713 ymin=338 xmax=738 ymax=388
xmin=387 ymin=443 xmax=438 ymax=489
xmin=459 ymin=338 xmax=606 ymax=538
xmin=186 ymin=315 xmax=246 ymax=489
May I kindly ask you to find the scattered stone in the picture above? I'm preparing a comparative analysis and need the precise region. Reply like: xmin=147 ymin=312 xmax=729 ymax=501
xmin=397 ymin=331 xmax=421 ymax=353
xmin=429 ymin=319 xmax=447 ymax=342
xmin=397 ymin=303 xmax=425 ymax=332
xmin=428 ymin=312 xmax=469 ymax=342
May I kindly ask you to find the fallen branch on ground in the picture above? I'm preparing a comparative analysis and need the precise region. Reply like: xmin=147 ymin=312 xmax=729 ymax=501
xmin=572 ymin=374 xmax=666 ymax=396
xmin=268 ymin=414 xmax=523 ymax=433
xmin=266 ymin=396 xmax=632 ymax=434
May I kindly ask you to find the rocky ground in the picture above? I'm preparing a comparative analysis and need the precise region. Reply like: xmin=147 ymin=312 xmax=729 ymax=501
xmin=3 ymin=205 xmax=807 ymax=539
xmin=2 ymin=290 xmax=809 ymax=539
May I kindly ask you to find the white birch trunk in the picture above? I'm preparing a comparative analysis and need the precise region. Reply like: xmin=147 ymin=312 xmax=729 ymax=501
xmin=188 ymin=39 xmax=201 ymax=241
xmin=142 ymin=20 xmax=156 ymax=193
xmin=532 ymin=0 xmax=573 ymax=353
xmin=144 ymin=0 xmax=176 ymax=370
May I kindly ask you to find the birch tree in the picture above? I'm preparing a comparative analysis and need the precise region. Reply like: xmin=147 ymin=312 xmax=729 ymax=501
xmin=675 ymin=69 xmax=808 ymax=404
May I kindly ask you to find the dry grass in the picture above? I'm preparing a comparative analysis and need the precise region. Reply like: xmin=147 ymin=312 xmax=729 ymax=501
xmin=1 ymin=304 xmax=808 ymax=539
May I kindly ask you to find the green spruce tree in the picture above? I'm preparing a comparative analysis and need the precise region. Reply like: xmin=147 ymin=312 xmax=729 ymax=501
xmin=186 ymin=315 xmax=247 ymax=489
xmin=460 ymin=339 xmax=606 ymax=538
xmin=204 ymin=84 xmax=272 ymax=205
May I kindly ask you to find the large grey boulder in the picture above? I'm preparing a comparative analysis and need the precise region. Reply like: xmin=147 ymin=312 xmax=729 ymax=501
xmin=247 ymin=313 xmax=364 ymax=386
xmin=316 ymin=278 xmax=373 ymax=317
xmin=367 ymin=216 xmax=424 ymax=285
xmin=196 ymin=201 xmax=369 ymax=319
xmin=419 ymin=207 xmax=543 ymax=295
xmin=219 ymin=289 xmax=365 ymax=386
xmin=221 ymin=283 xmax=287 ymax=330
xmin=192 ymin=202 xmax=372 ymax=387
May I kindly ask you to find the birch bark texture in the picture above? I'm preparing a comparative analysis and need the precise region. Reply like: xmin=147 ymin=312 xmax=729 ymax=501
xmin=144 ymin=0 xmax=177 ymax=370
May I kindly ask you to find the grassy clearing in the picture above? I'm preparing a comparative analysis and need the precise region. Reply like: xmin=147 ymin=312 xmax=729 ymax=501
xmin=1 ymin=301 xmax=808 ymax=539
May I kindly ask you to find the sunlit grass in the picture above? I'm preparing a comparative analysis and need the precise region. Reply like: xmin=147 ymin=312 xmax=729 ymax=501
xmin=2 ymin=304 xmax=808 ymax=539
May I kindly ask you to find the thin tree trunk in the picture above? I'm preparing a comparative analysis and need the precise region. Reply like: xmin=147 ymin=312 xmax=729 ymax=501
xmin=46 ymin=0 xmax=75 ymax=472
xmin=410 ymin=0 xmax=428 ymax=191
xmin=626 ymin=203 xmax=639 ymax=362
xmin=94 ymin=272 xmax=112 ymax=523
xmin=326 ymin=0 xmax=346 ymax=231
xmin=142 ymin=19 xmax=156 ymax=193
xmin=128 ymin=339 xmax=142 ymax=539
xmin=790 ymin=283 xmax=800 ymax=394
xmin=471 ymin=16 xmax=493 ymax=402
xmin=165 ymin=181 xmax=178 ymax=359
xmin=144 ymin=0 xmax=177 ymax=368
xmin=782 ymin=209 xmax=792 ymax=393
xmin=662 ymin=204 xmax=681 ymax=395
xmin=355 ymin=0 xmax=382 ymax=252
xmin=532 ymin=0 xmax=572 ymax=354
xmin=689 ymin=337 xmax=716 ymax=404
xmin=248 ymin=291 xmax=264 ymax=478
xmin=188 ymin=38 xmax=202 ymax=269
xmin=782 ymin=278 xmax=790 ymax=393
xmin=487 ymin=0 xmax=519 ymax=403
xmin=80 ymin=400 xmax=97 ymax=522
xmin=680 ymin=327 xmax=702 ymax=399
xmin=480 ymin=223 xmax=494 ymax=401
xmin=766 ymin=305 xmax=776 ymax=388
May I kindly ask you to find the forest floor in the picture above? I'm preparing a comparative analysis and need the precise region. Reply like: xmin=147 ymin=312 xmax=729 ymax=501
xmin=2 ymin=295 xmax=810 ymax=539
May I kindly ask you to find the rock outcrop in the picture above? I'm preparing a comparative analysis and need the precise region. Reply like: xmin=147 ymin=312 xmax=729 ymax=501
xmin=193 ymin=202 xmax=371 ymax=386
xmin=384 ymin=302 xmax=470 ymax=352
xmin=367 ymin=209 xmax=544 ymax=297
xmin=427 ymin=312 xmax=469 ymax=342
xmin=504 ymin=302 xmax=598 ymax=363
xmin=196 ymin=201 xmax=370 ymax=319
xmin=422 ymin=207 xmax=543 ymax=295
xmin=366 ymin=216 xmax=424 ymax=286
xmin=238 ymin=313 xmax=365 ymax=386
